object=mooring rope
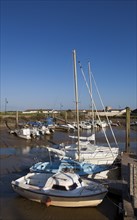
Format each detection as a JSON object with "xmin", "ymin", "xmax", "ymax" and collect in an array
[{"xmin": 106, "ymin": 194, "xmax": 124, "ymax": 213}]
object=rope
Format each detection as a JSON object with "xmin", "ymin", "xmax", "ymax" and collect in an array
[
  {"xmin": 89, "ymin": 67, "xmax": 118, "ymax": 147},
  {"xmin": 79, "ymin": 61, "xmax": 119, "ymax": 147},
  {"xmin": 106, "ymin": 195, "xmax": 124, "ymax": 213},
  {"xmin": 78, "ymin": 61, "xmax": 115, "ymax": 158}
]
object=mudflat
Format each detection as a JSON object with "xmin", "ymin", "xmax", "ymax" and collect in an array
[{"xmin": 0, "ymin": 125, "xmax": 136, "ymax": 220}]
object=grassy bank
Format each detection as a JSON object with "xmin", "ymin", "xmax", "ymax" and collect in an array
[{"xmin": 0, "ymin": 111, "xmax": 136, "ymax": 129}]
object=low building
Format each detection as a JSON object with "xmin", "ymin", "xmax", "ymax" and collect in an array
[
  {"xmin": 22, "ymin": 109, "xmax": 57, "ymax": 114},
  {"xmin": 87, "ymin": 108, "xmax": 127, "ymax": 117}
]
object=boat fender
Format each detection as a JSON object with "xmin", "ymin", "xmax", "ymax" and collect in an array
[{"xmin": 45, "ymin": 197, "xmax": 51, "ymax": 207}]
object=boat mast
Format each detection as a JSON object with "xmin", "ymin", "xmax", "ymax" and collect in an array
[
  {"xmin": 72, "ymin": 50, "xmax": 80, "ymax": 161},
  {"xmin": 88, "ymin": 62, "xmax": 95, "ymax": 145}
]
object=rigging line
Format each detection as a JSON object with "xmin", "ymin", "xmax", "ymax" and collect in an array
[
  {"xmin": 89, "ymin": 67, "xmax": 118, "ymax": 147},
  {"xmin": 88, "ymin": 62, "xmax": 95, "ymax": 145},
  {"xmin": 106, "ymin": 195, "xmax": 124, "ymax": 213},
  {"xmin": 78, "ymin": 61, "xmax": 115, "ymax": 158}
]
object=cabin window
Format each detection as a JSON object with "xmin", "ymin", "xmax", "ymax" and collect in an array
[
  {"xmin": 78, "ymin": 178, "xmax": 82, "ymax": 183},
  {"xmin": 52, "ymin": 184, "xmax": 67, "ymax": 191},
  {"xmin": 68, "ymin": 183, "xmax": 78, "ymax": 190},
  {"xmin": 52, "ymin": 183, "xmax": 78, "ymax": 191}
]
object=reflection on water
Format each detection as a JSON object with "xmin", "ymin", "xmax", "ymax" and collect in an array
[
  {"xmin": 0, "ymin": 147, "xmax": 16, "ymax": 155},
  {"xmin": 119, "ymin": 142, "xmax": 137, "ymax": 154},
  {"xmin": 0, "ymin": 142, "xmax": 136, "ymax": 157},
  {"xmin": 0, "ymin": 126, "xmax": 137, "ymax": 157},
  {"xmin": 103, "ymin": 142, "xmax": 137, "ymax": 153},
  {"xmin": 0, "ymin": 145, "xmax": 49, "ymax": 157}
]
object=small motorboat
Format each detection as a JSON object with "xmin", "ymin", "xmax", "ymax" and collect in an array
[
  {"xmin": 11, "ymin": 171, "xmax": 108, "ymax": 207},
  {"xmin": 10, "ymin": 128, "xmax": 31, "ymax": 140}
]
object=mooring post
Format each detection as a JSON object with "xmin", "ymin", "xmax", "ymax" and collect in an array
[
  {"xmin": 125, "ymin": 107, "xmax": 130, "ymax": 153},
  {"xmin": 16, "ymin": 111, "xmax": 18, "ymax": 128},
  {"xmin": 65, "ymin": 111, "xmax": 67, "ymax": 123}
]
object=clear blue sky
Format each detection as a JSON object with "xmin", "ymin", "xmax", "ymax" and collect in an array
[{"xmin": 1, "ymin": 0, "xmax": 136, "ymax": 111}]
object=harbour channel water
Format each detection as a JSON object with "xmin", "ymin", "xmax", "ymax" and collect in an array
[{"xmin": 0, "ymin": 126, "xmax": 137, "ymax": 220}]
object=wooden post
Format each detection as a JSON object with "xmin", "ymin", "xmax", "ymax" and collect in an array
[
  {"xmin": 125, "ymin": 107, "xmax": 130, "ymax": 153},
  {"xmin": 16, "ymin": 111, "xmax": 18, "ymax": 128},
  {"xmin": 65, "ymin": 111, "xmax": 67, "ymax": 123}
]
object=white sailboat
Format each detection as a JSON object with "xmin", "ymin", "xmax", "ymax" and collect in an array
[{"xmin": 47, "ymin": 50, "xmax": 119, "ymax": 166}]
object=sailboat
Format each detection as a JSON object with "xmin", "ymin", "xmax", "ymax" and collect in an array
[
  {"xmin": 29, "ymin": 150, "xmax": 112, "ymax": 176},
  {"xmin": 11, "ymin": 51, "xmax": 109, "ymax": 207},
  {"xmin": 29, "ymin": 50, "xmax": 117, "ymax": 177},
  {"xmin": 46, "ymin": 50, "xmax": 119, "ymax": 166}
]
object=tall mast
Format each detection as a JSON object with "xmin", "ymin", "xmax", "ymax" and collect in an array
[
  {"xmin": 72, "ymin": 50, "xmax": 80, "ymax": 161},
  {"xmin": 88, "ymin": 62, "xmax": 95, "ymax": 144}
]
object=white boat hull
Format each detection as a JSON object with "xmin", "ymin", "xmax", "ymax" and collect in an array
[
  {"xmin": 11, "ymin": 172, "xmax": 107, "ymax": 208},
  {"xmin": 17, "ymin": 134, "xmax": 31, "ymax": 140},
  {"xmin": 50, "ymin": 145, "xmax": 119, "ymax": 165},
  {"xmin": 11, "ymin": 183, "xmax": 107, "ymax": 207}
]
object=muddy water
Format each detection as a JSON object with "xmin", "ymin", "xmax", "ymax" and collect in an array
[
  {"xmin": 0, "ymin": 173, "xmax": 120, "ymax": 220},
  {"xmin": 0, "ymin": 126, "xmax": 137, "ymax": 220}
]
